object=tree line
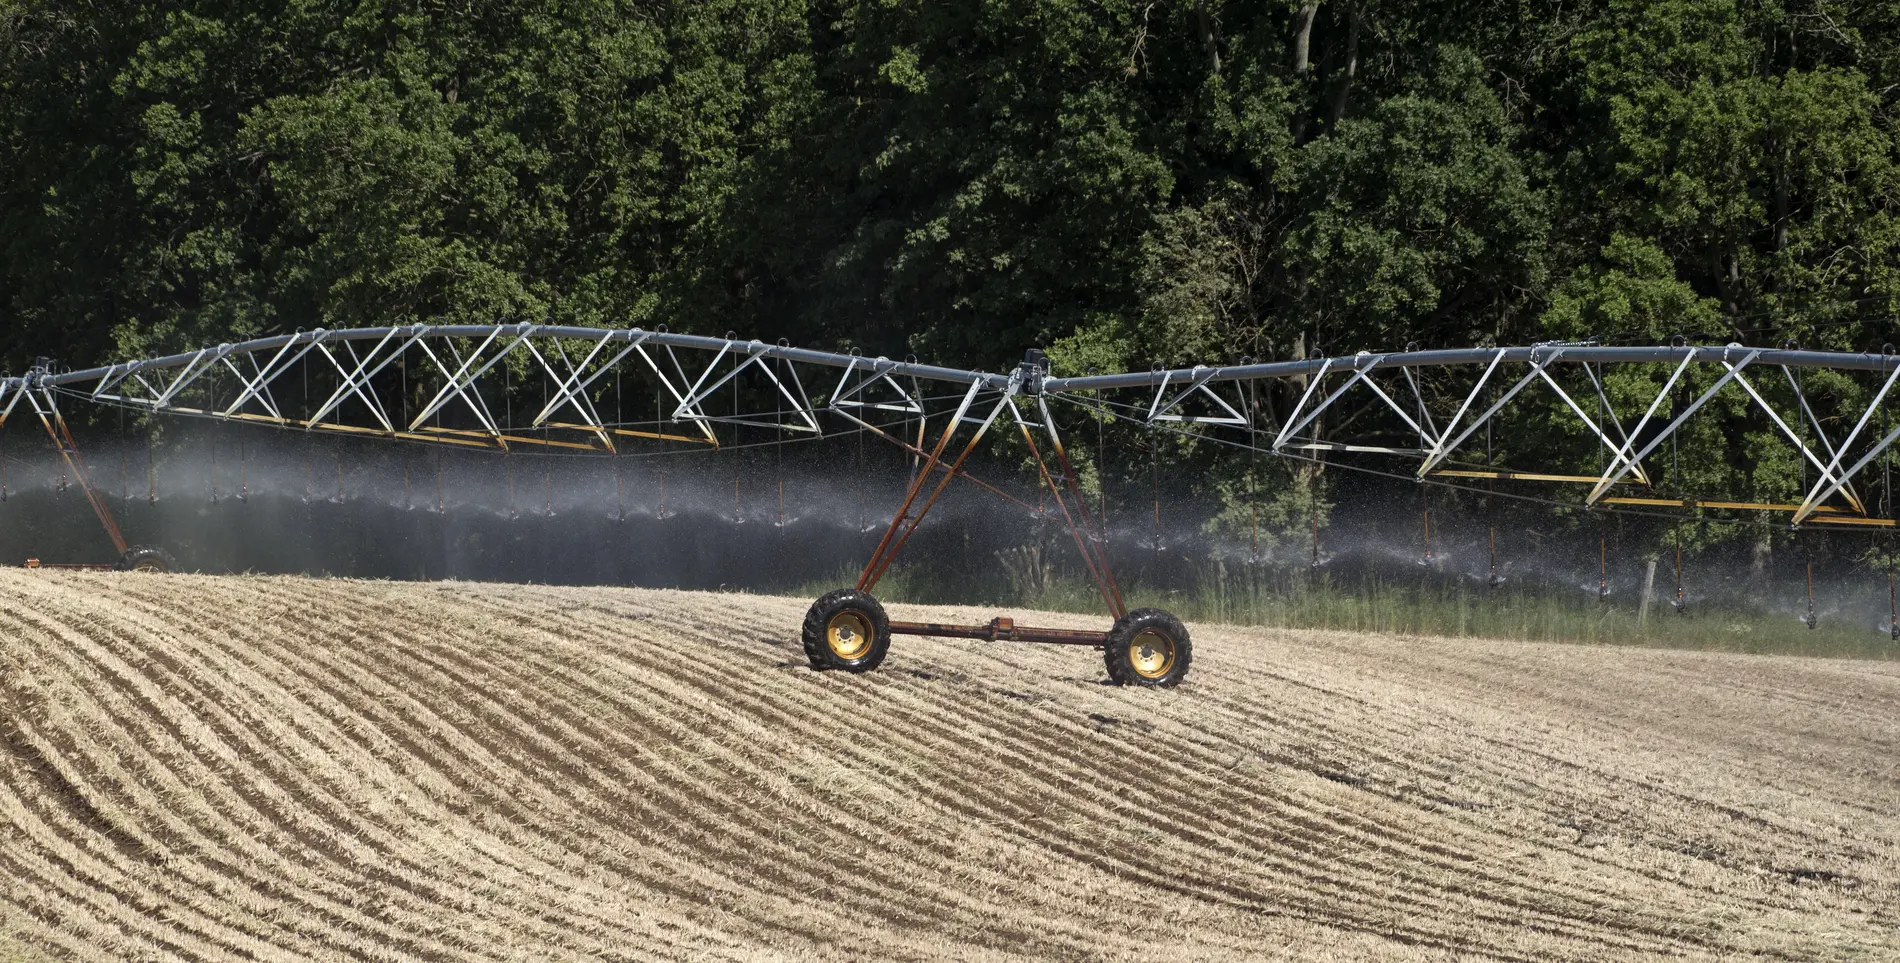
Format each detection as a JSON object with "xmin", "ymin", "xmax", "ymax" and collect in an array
[{"xmin": 6, "ymin": 0, "xmax": 1900, "ymax": 553}]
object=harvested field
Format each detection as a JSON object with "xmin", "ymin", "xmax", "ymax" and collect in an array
[{"xmin": 1, "ymin": 570, "xmax": 1897, "ymax": 961}]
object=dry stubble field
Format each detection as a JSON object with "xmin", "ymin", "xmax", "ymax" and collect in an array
[{"xmin": 0, "ymin": 570, "xmax": 1896, "ymax": 961}]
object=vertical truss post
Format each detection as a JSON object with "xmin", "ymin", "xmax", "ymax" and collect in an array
[{"xmin": 27, "ymin": 387, "xmax": 129, "ymax": 557}]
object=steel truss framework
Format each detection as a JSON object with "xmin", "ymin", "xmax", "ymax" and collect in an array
[
  {"xmin": 6, "ymin": 329, "xmax": 1900, "ymax": 662},
  {"xmin": 3, "ymin": 330, "xmax": 1898, "ymax": 525},
  {"xmin": 1045, "ymin": 343, "xmax": 1900, "ymax": 529}
]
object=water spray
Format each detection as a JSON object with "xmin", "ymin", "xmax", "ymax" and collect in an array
[
  {"xmin": 1672, "ymin": 522, "xmax": 1686, "ymax": 613},
  {"xmin": 1670, "ymin": 405, "xmax": 1686, "ymax": 613},
  {"xmin": 1244, "ymin": 362, "xmax": 1259, "ymax": 566},
  {"xmin": 1310, "ymin": 482, "xmax": 1321, "ymax": 570},
  {"xmin": 1485, "ymin": 406, "xmax": 1502, "ymax": 587},
  {"xmin": 1151, "ymin": 434, "xmax": 1162, "ymax": 566},
  {"xmin": 1598, "ymin": 512, "xmax": 1609, "ymax": 602},
  {"xmin": 21, "ymin": 326, "xmax": 1900, "ymax": 683},
  {"xmin": 1888, "ymin": 536, "xmax": 1897, "ymax": 641},
  {"xmin": 1803, "ymin": 535, "xmax": 1818, "ymax": 630}
]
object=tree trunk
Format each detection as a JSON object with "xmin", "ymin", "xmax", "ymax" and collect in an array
[
  {"xmin": 1292, "ymin": 3, "xmax": 1320, "ymax": 75},
  {"xmin": 1196, "ymin": 6, "xmax": 1220, "ymax": 75},
  {"xmin": 1326, "ymin": 6, "xmax": 1362, "ymax": 130}
]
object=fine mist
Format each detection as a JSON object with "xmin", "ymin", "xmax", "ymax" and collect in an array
[{"xmin": 3, "ymin": 420, "xmax": 1897, "ymax": 638}]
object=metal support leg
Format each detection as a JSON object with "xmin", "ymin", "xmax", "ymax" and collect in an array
[
  {"xmin": 830, "ymin": 407, "xmax": 1037, "ymax": 512},
  {"xmin": 28, "ymin": 389, "xmax": 129, "ymax": 557},
  {"xmin": 857, "ymin": 383, "xmax": 1012, "ymax": 592},
  {"xmin": 1020, "ymin": 397, "xmax": 1127, "ymax": 619}
]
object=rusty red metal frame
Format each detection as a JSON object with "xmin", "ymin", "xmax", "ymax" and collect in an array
[
  {"xmin": 1015, "ymin": 396, "xmax": 1126, "ymax": 619},
  {"xmin": 889, "ymin": 618, "xmax": 1107, "ymax": 645},
  {"xmin": 23, "ymin": 389, "xmax": 129, "ymax": 559},
  {"xmin": 851, "ymin": 367, "xmax": 1128, "ymax": 647},
  {"xmin": 857, "ymin": 382, "xmax": 1011, "ymax": 592},
  {"xmin": 828, "ymin": 406, "xmax": 1037, "ymax": 513}
]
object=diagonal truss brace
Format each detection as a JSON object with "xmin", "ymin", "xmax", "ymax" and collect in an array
[
  {"xmin": 828, "ymin": 357, "xmax": 925, "ymax": 415},
  {"xmin": 1586, "ymin": 349, "xmax": 1760, "ymax": 505},
  {"xmin": 1791, "ymin": 361, "xmax": 1900, "ymax": 523},
  {"xmin": 1719, "ymin": 361, "xmax": 1864, "ymax": 520},
  {"xmin": 1146, "ymin": 366, "xmax": 1249, "ymax": 426},
  {"xmin": 408, "ymin": 329, "xmax": 515, "ymax": 445},
  {"xmin": 522, "ymin": 331, "xmax": 635, "ymax": 450},
  {"xmin": 670, "ymin": 340, "xmax": 821, "ymax": 434},
  {"xmin": 306, "ymin": 327, "xmax": 422, "ymax": 431}
]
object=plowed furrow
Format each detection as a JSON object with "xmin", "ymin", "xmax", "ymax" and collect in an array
[
  {"xmin": 110, "ymin": 585, "xmax": 772, "ymax": 960},
  {"xmin": 5, "ymin": 571, "xmax": 1895, "ymax": 963},
  {"xmin": 0, "ymin": 603, "xmax": 477, "ymax": 961},
  {"xmin": 615, "ymin": 615, "xmax": 1672, "ymax": 961},
  {"xmin": 327, "ymin": 591, "xmax": 1128, "ymax": 958},
  {"xmin": 71, "ymin": 580, "xmax": 723, "ymax": 961}
]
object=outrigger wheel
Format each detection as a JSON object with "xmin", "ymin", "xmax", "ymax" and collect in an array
[
  {"xmin": 1103, "ymin": 608, "xmax": 1192, "ymax": 687},
  {"xmin": 802, "ymin": 588, "xmax": 892, "ymax": 672},
  {"xmin": 113, "ymin": 546, "xmax": 176, "ymax": 573}
]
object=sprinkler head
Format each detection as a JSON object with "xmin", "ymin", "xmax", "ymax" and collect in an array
[
  {"xmin": 1802, "ymin": 613, "xmax": 1818, "ymax": 630},
  {"xmin": 1890, "ymin": 619, "xmax": 1898, "ymax": 641},
  {"xmin": 1487, "ymin": 573, "xmax": 1506, "ymax": 588}
]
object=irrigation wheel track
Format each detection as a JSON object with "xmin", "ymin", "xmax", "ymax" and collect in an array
[{"xmin": 1, "ymin": 571, "xmax": 1896, "ymax": 961}]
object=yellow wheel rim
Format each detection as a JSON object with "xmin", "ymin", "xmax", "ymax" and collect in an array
[
  {"xmin": 1128, "ymin": 628, "xmax": 1175, "ymax": 679},
  {"xmin": 827, "ymin": 610, "xmax": 874, "ymax": 660}
]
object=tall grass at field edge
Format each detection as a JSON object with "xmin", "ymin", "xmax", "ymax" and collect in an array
[{"xmin": 796, "ymin": 564, "xmax": 1900, "ymax": 660}]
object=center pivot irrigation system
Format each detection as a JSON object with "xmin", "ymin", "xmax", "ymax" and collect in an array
[{"xmin": 8, "ymin": 325, "xmax": 1900, "ymax": 684}]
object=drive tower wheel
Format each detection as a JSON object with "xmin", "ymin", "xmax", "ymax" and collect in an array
[
  {"xmin": 114, "ymin": 546, "xmax": 176, "ymax": 574},
  {"xmin": 1103, "ymin": 608, "xmax": 1191, "ymax": 687},
  {"xmin": 802, "ymin": 588, "xmax": 892, "ymax": 673}
]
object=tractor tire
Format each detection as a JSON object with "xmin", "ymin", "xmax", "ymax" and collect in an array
[
  {"xmin": 1103, "ymin": 607, "xmax": 1191, "ymax": 687},
  {"xmin": 802, "ymin": 589, "xmax": 892, "ymax": 673},
  {"xmin": 113, "ymin": 546, "xmax": 176, "ymax": 574}
]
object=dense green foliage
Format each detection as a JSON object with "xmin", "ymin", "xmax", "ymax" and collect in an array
[
  {"xmin": 6, "ymin": 0, "xmax": 1900, "ymax": 561},
  {"xmin": 10, "ymin": 0, "xmax": 1900, "ymax": 369}
]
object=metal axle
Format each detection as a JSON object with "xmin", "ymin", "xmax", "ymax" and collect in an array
[{"xmin": 889, "ymin": 619, "xmax": 1109, "ymax": 646}]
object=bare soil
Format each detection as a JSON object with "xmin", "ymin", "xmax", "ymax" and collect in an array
[{"xmin": 1, "ymin": 570, "xmax": 1896, "ymax": 961}]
